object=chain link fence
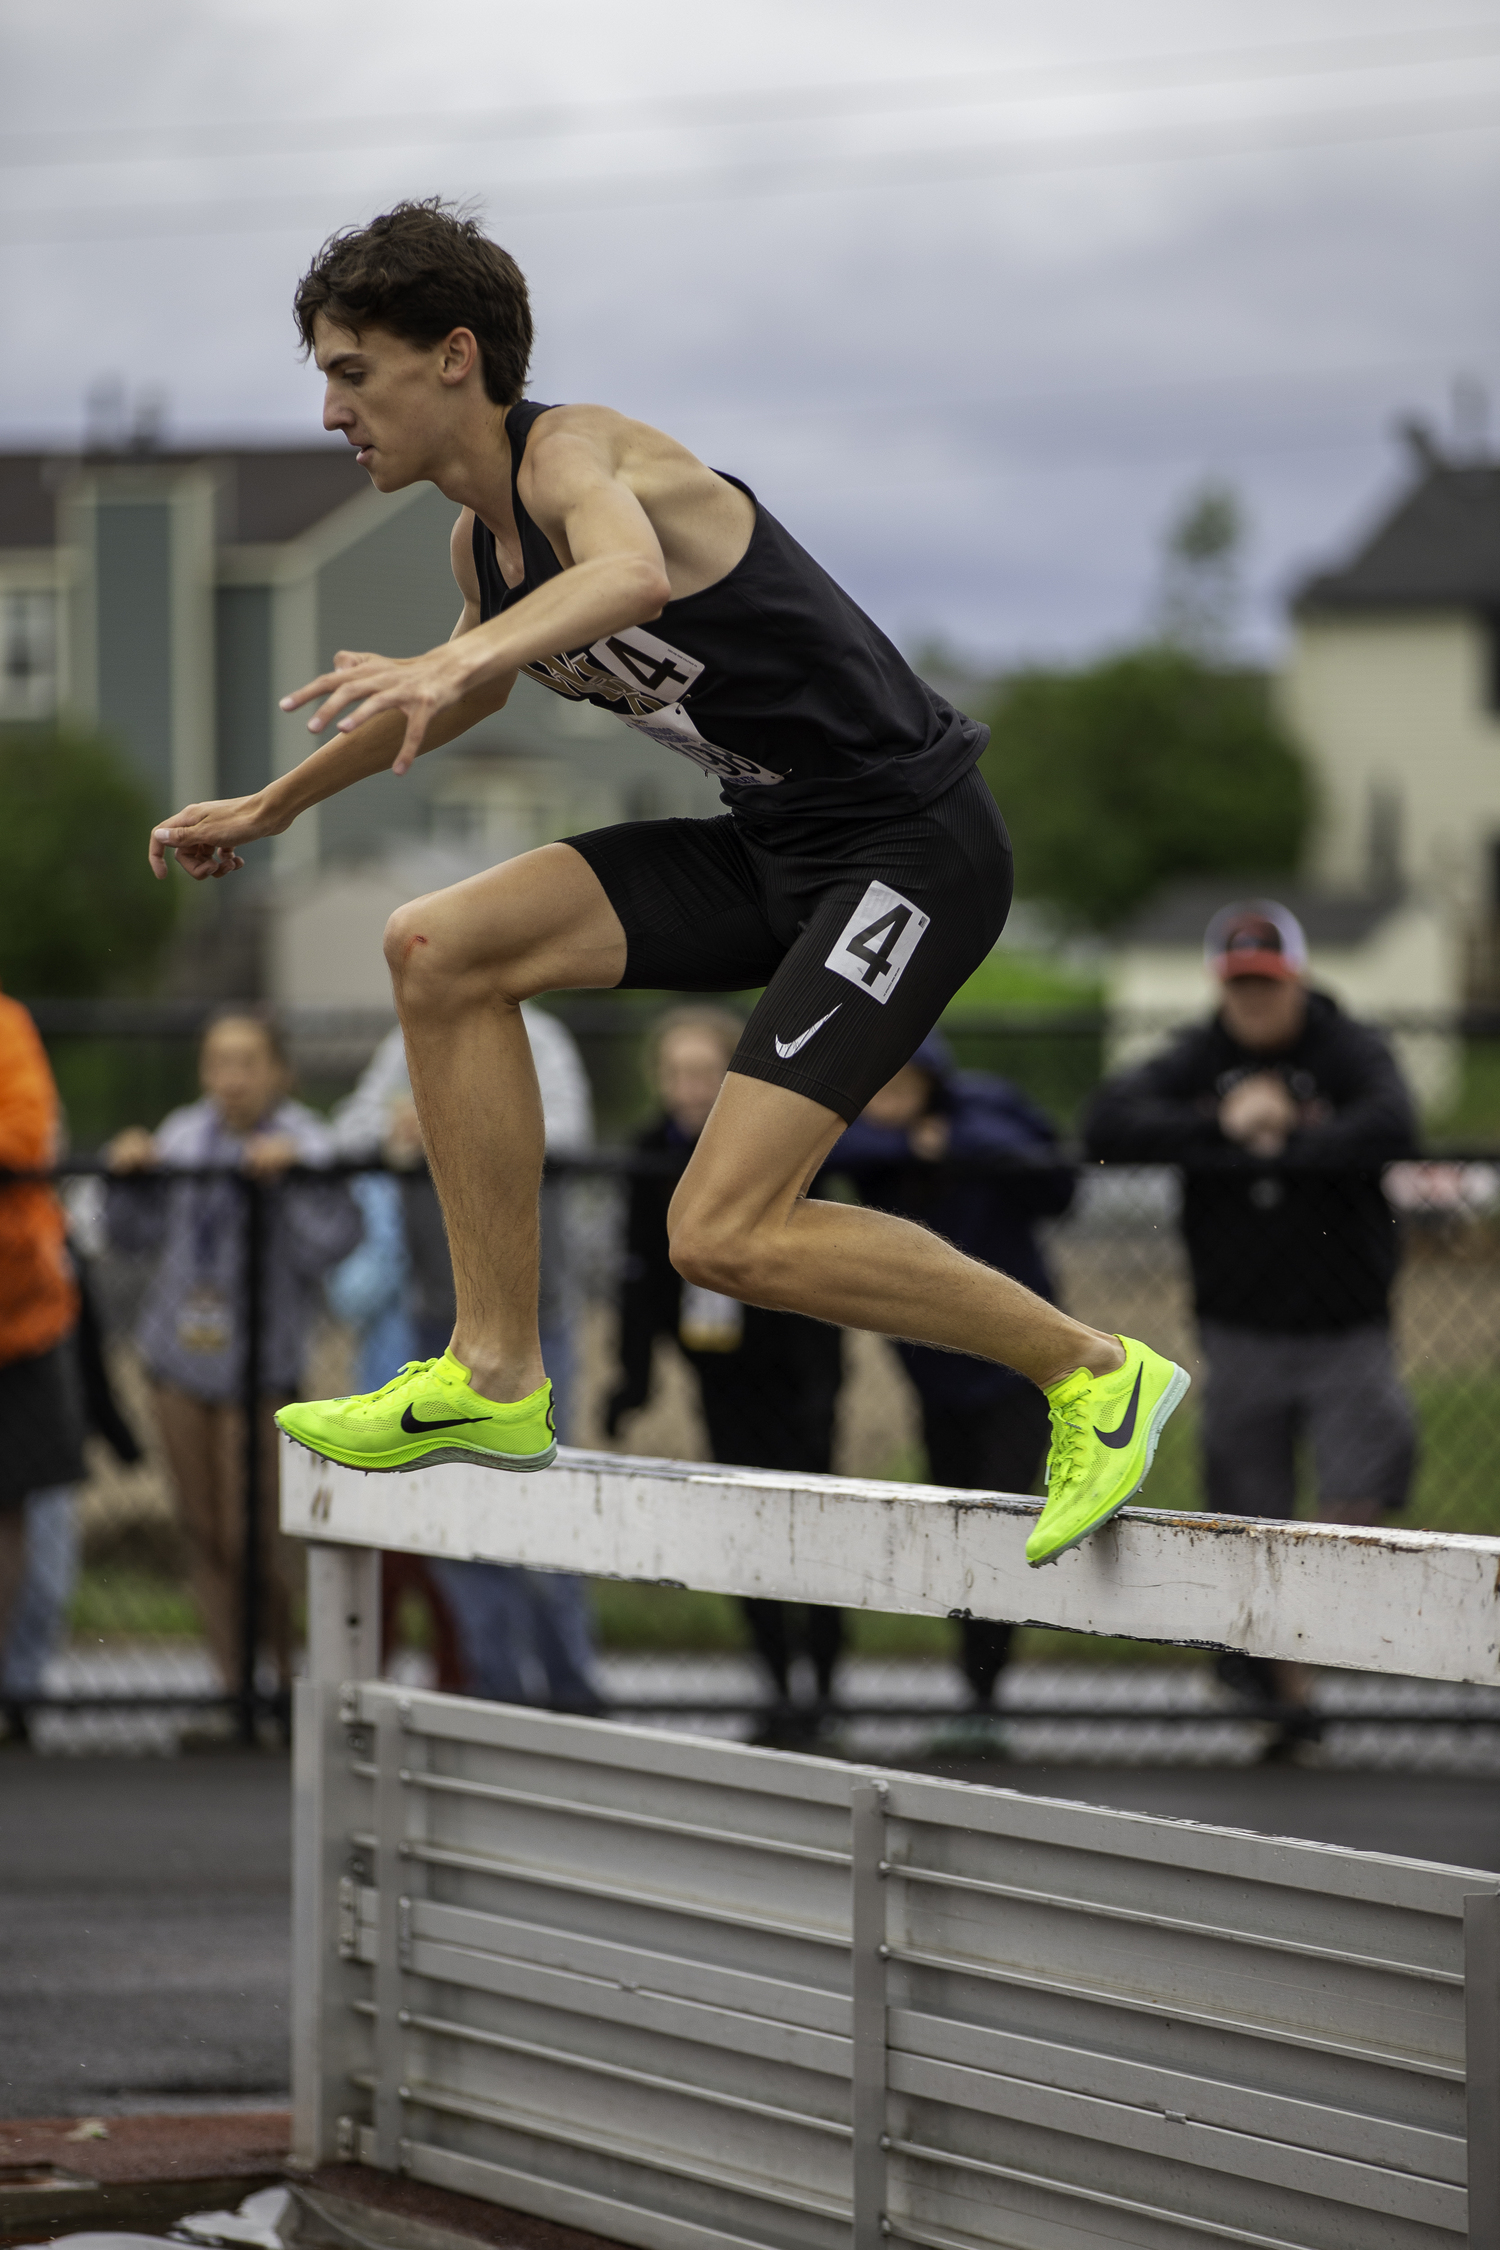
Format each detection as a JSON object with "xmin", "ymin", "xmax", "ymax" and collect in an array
[{"xmin": 7, "ymin": 1002, "xmax": 1500, "ymax": 1766}]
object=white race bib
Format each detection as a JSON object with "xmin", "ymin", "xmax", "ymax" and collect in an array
[
  {"xmin": 825, "ymin": 881, "xmax": 930, "ymax": 1004},
  {"xmin": 523, "ymin": 626, "xmax": 784, "ymax": 787}
]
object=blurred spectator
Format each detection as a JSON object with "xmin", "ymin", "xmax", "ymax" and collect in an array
[
  {"xmin": 326, "ymin": 1166, "xmax": 411, "ymax": 1395},
  {"xmin": 1084, "ymin": 898, "xmax": 1419, "ymax": 1756},
  {"xmin": 106, "ymin": 1011, "xmax": 360, "ymax": 1703},
  {"xmin": 0, "ymin": 986, "xmax": 85, "ymax": 1744},
  {"xmin": 324, "ymin": 1167, "xmax": 465, "ymax": 1693},
  {"xmin": 834, "ymin": 1031, "xmax": 1075, "ymax": 1750},
  {"xmin": 2, "ymin": 1258, "xmax": 142, "ymax": 1739},
  {"xmin": 605, "ymin": 1006, "xmax": 844, "ymax": 1744},
  {"xmin": 330, "ymin": 1010, "xmax": 599, "ymax": 1710}
]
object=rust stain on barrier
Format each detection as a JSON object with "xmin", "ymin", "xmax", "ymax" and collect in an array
[{"xmin": 1125, "ymin": 1507, "xmax": 1431, "ymax": 1556}]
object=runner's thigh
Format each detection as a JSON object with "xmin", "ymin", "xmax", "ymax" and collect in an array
[
  {"xmin": 730, "ymin": 768, "xmax": 1013, "ymax": 1122},
  {"xmin": 390, "ymin": 840, "xmax": 627, "ymax": 995},
  {"xmin": 563, "ymin": 814, "xmax": 790, "ymax": 991}
]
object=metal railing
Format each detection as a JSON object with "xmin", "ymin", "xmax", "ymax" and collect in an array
[{"xmin": 10, "ymin": 1141, "xmax": 1500, "ymax": 1758}]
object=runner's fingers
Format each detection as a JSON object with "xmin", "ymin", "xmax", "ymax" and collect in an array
[
  {"xmin": 279, "ymin": 669, "xmax": 346, "ymax": 713},
  {"xmin": 317, "ymin": 662, "xmax": 406, "ymax": 732},
  {"xmin": 391, "ymin": 708, "xmax": 431, "ymax": 774},
  {"xmin": 308, "ymin": 679, "xmax": 365, "ymax": 730},
  {"xmin": 283, "ymin": 656, "xmax": 383, "ymax": 718},
  {"xmin": 333, "ymin": 686, "xmax": 395, "ymax": 734}
]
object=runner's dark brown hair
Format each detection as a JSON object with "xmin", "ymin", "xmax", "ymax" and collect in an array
[{"xmin": 293, "ymin": 199, "xmax": 533, "ymax": 407}]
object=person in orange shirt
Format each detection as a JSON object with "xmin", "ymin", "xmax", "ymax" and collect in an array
[{"xmin": 0, "ymin": 987, "xmax": 85, "ymax": 1652}]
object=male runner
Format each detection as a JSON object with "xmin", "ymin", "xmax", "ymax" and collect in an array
[{"xmin": 149, "ymin": 199, "xmax": 1187, "ymax": 1567}]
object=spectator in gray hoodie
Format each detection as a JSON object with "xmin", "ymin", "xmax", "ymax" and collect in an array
[{"xmin": 106, "ymin": 1011, "xmax": 360, "ymax": 1695}]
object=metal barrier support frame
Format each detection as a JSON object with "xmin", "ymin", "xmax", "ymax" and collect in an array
[{"xmin": 285, "ymin": 1443, "xmax": 1500, "ymax": 2246}]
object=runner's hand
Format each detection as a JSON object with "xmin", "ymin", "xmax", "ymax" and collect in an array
[
  {"xmin": 149, "ymin": 793, "xmax": 279, "ymax": 881},
  {"xmin": 280, "ymin": 643, "xmax": 472, "ymax": 775}
]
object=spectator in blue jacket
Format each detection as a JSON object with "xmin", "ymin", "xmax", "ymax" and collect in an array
[{"xmin": 833, "ymin": 1032, "xmax": 1075, "ymax": 1738}]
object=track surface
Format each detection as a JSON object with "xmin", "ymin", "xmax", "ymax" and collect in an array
[
  {"xmin": 0, "ymin": 1753, "xmax": 291, "ymax": 2120},
  {"xmin": 3, "ymin": 1750, "xmax": 1498, "ymax": 2117}
]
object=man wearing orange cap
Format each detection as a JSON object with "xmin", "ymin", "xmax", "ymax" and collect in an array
[{"xmin": 1084, "ymin": 900, "xmax": 1419, "ymax": 1757}]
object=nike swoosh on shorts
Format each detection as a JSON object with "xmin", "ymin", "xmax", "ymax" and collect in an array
[{"xmin": 774, "ymin": 1005, "xmax": 841, "ymax": 1061}]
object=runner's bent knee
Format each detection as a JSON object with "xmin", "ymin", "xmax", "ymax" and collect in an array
[
  {"xmin": 383, "ymin": 892, "xmax": 537, "ymax": 1011},
  {"xmin": 385, "ymin": 846, "xmax": 626, "ymax": 1008},
  {"xmin": 667, "ymin": 1197, "xmax": 769, "ymax": 1300}
]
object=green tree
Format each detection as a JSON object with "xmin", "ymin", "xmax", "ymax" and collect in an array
[
  {"xmin": 979, "ymin": 648, "xmax": 1312, "ymax": 931},
  {"xmin": 0, "ymin": 726, "xmax": 180, "ymax": 995}
]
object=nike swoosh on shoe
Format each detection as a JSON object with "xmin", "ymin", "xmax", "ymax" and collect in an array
[
  {"xmin": 1093, "ymin": 1367, "xmax": 1143, "ymax": 1450},
  {"xmin": 774, "ymin": 1005, "xmax": 841, "ymax": 1060},
  {"xmin": 400, "ymin": 1405, "xmax": 493, "ymax": 1434}
]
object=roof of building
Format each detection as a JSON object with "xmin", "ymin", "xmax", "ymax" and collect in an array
[
  {"xmin": 0, "ymin": 456, "xmax": 62, "ymax": 547},
  {"xmin": 1294, "ymin": 436, "xmax": 1500, "ymax": 614},
  {"xmin": 0, "ymin": 445, "xmax": 368, "ymax": 549},
  {"xmin": 1116, "ymin": 879, "xmax": 1403, "ymax": 951},
  {"xmin": 215, "ymin": 447, "xmax": 369, "ymax": 543}
]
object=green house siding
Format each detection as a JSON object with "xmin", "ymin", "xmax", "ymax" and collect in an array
[
  {"xmin": 315, "ymin": 486, "xmax": 460, "ymax": 861},
  {"xmin": 95, "ymin": 501, "xmax": 173, "ymax": 798},
  {"xmin": 215, "ymin": 584, "xmax": 273, "ymax": 800}
]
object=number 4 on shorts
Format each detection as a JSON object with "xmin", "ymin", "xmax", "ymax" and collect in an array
[{"xmin": 825, "ymin": 880, "xmax": 930, "ymax": 1003}]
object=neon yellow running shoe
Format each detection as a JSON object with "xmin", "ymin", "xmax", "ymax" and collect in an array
[
  {"xmin": 1025, "ymin": 1336, "xmax": 1189, "ymax": 1568},
  {"xmin": 275, "ymin": 1351, "xmax": 556, "ymax": 1474}
]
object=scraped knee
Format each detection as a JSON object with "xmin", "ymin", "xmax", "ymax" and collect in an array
[{"xmin": 383, "ymin": 900, "xmax": 436, "ymax": 983}]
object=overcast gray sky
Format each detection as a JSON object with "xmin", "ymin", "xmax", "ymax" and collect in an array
[{"xmin": 4, "ymin": 0, "xmax": 1497, "ymax": 664}]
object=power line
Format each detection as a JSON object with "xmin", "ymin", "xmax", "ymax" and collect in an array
[
  {"xmin": 679, "ymin": 354, "xmax": 1493, "ymax": 433},
  {"xmin": 2, "ymin": 347, "xmax": 1475, "ymax": 455},
  {"xmin": 2, "ymin": 86, "xmax": 1498, "ymax": 249},
  {"xmin": 2, "ymin": 18, "xmax": 1500, "ymax": 170}
]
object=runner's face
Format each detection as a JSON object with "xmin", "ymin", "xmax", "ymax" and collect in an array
[
  {"xmin": 201, "ymin": 1021, "xmax": 286, "ymax": 1134},
  {"xmin": 314, "ymin": 315, "xmax": 460, "ymax": 491},
  {"xmin": 657, "ymin": 1029, "xmax": 731, "ymax": 1140}
]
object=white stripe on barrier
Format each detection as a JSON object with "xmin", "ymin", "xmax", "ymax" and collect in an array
[{"xmin": 280, "ymin": 1441, "xmax": 1500, "ymax": 1685}]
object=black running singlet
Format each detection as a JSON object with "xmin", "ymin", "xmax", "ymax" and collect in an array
[{"xmin": 471, "ymin": 402, "xmax": 987, "ymax": 830}]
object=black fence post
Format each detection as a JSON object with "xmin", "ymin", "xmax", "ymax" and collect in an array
[{"xmin": 239, "ymin": 1170, "xmax": 265, "ymax": 1746}]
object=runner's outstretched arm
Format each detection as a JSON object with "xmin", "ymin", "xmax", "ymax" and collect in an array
[
  {"xmin": 151, "ymin": 506, "xmax": 516, "ymax": 879},
  {"xmin": 153, "ymin": 432, "xmax": 674, "ymax": 879},
  {"xmin": 278, "ymin": 427, "xmax": 676, "ymax": 773}
]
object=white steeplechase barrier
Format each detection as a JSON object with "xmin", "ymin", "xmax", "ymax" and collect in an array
[{"xmin": 284, "ymin": 1444, "xmax": 1500, "ymax": 2250}]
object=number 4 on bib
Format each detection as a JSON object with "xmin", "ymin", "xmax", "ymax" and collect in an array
[{"xmin": 825, "ymin": 880, "xmax": 930, "ymax": 1003}]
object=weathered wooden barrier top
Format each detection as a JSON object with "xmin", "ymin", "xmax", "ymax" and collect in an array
[{"xmin": 280, "ymin": 1443, "xmax": 1500, "ymax": 1685}]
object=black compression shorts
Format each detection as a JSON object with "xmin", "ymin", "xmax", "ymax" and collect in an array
[{"xmin": 563, "ymin": 767, "xmax": 1013, "ymax": 1123}]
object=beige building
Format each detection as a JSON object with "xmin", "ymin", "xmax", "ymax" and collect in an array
[
  {"xmin": 1280, "ymin": 430, "xmax": 1500, "ymax": 977},
  {"xmin": 1102, "ymin": 434, "xmax": 1500, "ymax": 1116}
]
